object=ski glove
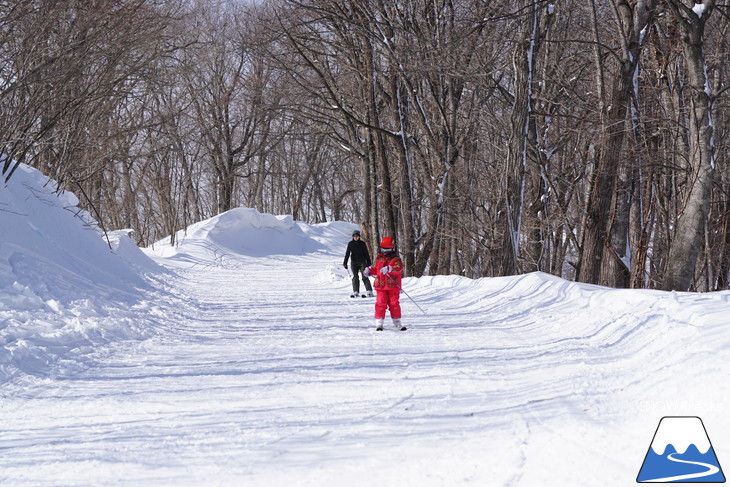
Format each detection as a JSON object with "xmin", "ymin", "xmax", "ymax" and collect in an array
[
  {"xmin": 343, "ymin": 264, "xmax": 348, "ymax": 269},
  {"xmin": 380, "ymin": 265, "xmax": 391, "ymax": 275},
  {"xmin": 363, "ymin": 267, "xmax": 372, "ymax": 277}
]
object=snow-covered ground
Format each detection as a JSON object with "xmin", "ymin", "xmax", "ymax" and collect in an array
[{"xmin": 2, "ymin": 164, "xmax": 730, "ymax": 486}]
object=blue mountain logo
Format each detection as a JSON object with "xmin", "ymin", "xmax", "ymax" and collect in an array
[{"xmin": 637, "ymin": 416, "xmax": 725, "ymax": 483}]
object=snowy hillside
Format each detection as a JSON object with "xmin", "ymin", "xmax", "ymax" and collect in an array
[{"xmin": 2, "ymin": 164, "xmax": 730, "ymax": 486}]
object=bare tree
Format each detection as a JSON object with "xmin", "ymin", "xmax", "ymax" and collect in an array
[
  {"xmin": 577, "ymin": 0, "xmax": 657, "ymax": 286},
  {"xmin": 502, "ymin": 0, "xmax": 555, "ymax": 275},
  {"xmin": 182, "ymin": 3, "xmax": 281, "ymax": 215},
  {"xmin": 1, "ymin": 1, "xmax": 180, "ymax": 186},
  {"xmin": 661, "ymin": 0, "xmax": 718, "ymax": 290}
]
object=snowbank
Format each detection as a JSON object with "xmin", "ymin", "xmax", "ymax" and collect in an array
[
  {"xmin": 146, "ymin": 206, "xmax": 357, "ymax": 264},
  {"xmin": 0, "ymin": 164, "xmax": 155, "ymax": 300},
  {"xmin": 0, "ymin": 164, "xmax": 161, "ymax": 383}
]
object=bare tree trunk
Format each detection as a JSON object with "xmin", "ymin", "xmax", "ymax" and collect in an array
[
  {"xmin": 578, "ymin": 0, "xmax": 656, "ymax": 286},
  {"xmin": 502, "ymin": 0, "xmax": 533, "ymax": 276},
  {"xmin": 606, "ymin": 162, "xmax": 632, "ymax": 287},
  {"xmin": 392, "ymin": 75, "xmax": 416, "ymax": 274},
  {"xmin": 716, "ymin": 196, "xmax": 730, "ymax": 289},
  {"xmin": 366, "ymin": 142, "xmax": 380, "ymax": 253},
  {"xmin": 662, "ymin": 0, "xmax": 716, "ymax": 291},
  {"xmin": 506, "ymin": 0, "xmax": 553, "ymax": 275}
]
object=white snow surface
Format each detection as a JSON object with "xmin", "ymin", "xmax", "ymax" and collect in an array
[{"xmin": 2, "ymin": 163, "xmax": 730, "ymax": 486}]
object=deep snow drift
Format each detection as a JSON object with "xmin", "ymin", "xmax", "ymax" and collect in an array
[{"xmin": 2, "ymin": 164, "xmax": 730, "ymax": 486}]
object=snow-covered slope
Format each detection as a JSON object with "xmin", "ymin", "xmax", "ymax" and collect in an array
[
  {"xmin": 0, "ymin": 164, "xmax": 154, "ymax": 298},
  {"xmin": 2, "ymin": 164, "xmax": 730, "ymax": 486},
  {"xmin": 0, "ymin": 164, "xmax": 162, "ymax": 383}
]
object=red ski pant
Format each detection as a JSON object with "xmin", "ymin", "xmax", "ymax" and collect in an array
[{"xmin": 374, "ymin": 289, "xmax": 401, "ymax": 319}]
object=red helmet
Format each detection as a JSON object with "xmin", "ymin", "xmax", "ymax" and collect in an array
[{"xmin": 379, "ymin": 237, "xmax": 395, "ymax": 249}]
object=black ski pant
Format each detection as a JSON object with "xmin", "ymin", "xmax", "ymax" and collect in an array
[{"xmin": 351, "ymin": 262, "xmax": 373, "ymax": 292}]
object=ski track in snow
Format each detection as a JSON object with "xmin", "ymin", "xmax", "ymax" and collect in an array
[{"xmin": 1, "ymin": 249, "xmax": 728, "ymax": 486}]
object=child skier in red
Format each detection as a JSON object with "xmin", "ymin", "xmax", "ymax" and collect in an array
[{"xmin": 364, "ymin": 237, "xmax": 407, "ymax": 331}]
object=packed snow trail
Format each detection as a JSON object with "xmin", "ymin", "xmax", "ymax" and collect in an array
[
  {"xmin": 4, "ymin": 242, "xmax": 730, "ymax": 486},
  {"xmin": 3, "ymin": 212, "xmax": 730, "ymax": 485}
]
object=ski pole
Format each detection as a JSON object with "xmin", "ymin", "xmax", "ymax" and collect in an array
[
  {"xmin": 339, "ymin": 261, "xmax": 353, "ymax": 277},
  {"xmin": 399, "ymin": 286, "xmax": 427, "ymax": 315}
]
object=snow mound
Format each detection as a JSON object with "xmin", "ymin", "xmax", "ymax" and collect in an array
[
  {"xmin": 297, "ymin": 219, "xmax": 361, "ymax": 253},
  {"xmin": 0, "ymin": 164, "xmax": 155, "ymax": 301},
  {"xmin": 146, "ymin": 207, "xmax": 358, "ymax": 264},
  {"xmin": 0, "ymin": 163, "xmax": 162, "ymax": 384},
  {"xmin": 107, "ymin": 229, "xmax": 164, "ymax": 274}
]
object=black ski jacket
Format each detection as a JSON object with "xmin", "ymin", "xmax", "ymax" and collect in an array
[{"xmin": 344, "ymin": 239, "xmax": 372, "ymax": 267}]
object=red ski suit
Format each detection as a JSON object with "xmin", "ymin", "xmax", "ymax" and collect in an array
[{"xmin": 372, "ymin": 251, "xmax": 403, "ymax": 320}]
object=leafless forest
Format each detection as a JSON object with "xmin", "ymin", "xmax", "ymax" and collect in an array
[{"xmin": 2, "ymin": 0, "xmax": 730, "ymax": 291}]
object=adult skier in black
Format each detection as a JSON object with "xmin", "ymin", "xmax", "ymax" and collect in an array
[{"xmin": 343, "ymin": 230, "xmax": 373, "ymax": 297}]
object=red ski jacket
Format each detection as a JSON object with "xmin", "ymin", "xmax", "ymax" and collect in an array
[{"xmin": 371, "ymin": 251, "xmax": 403, "ymax": 290}]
